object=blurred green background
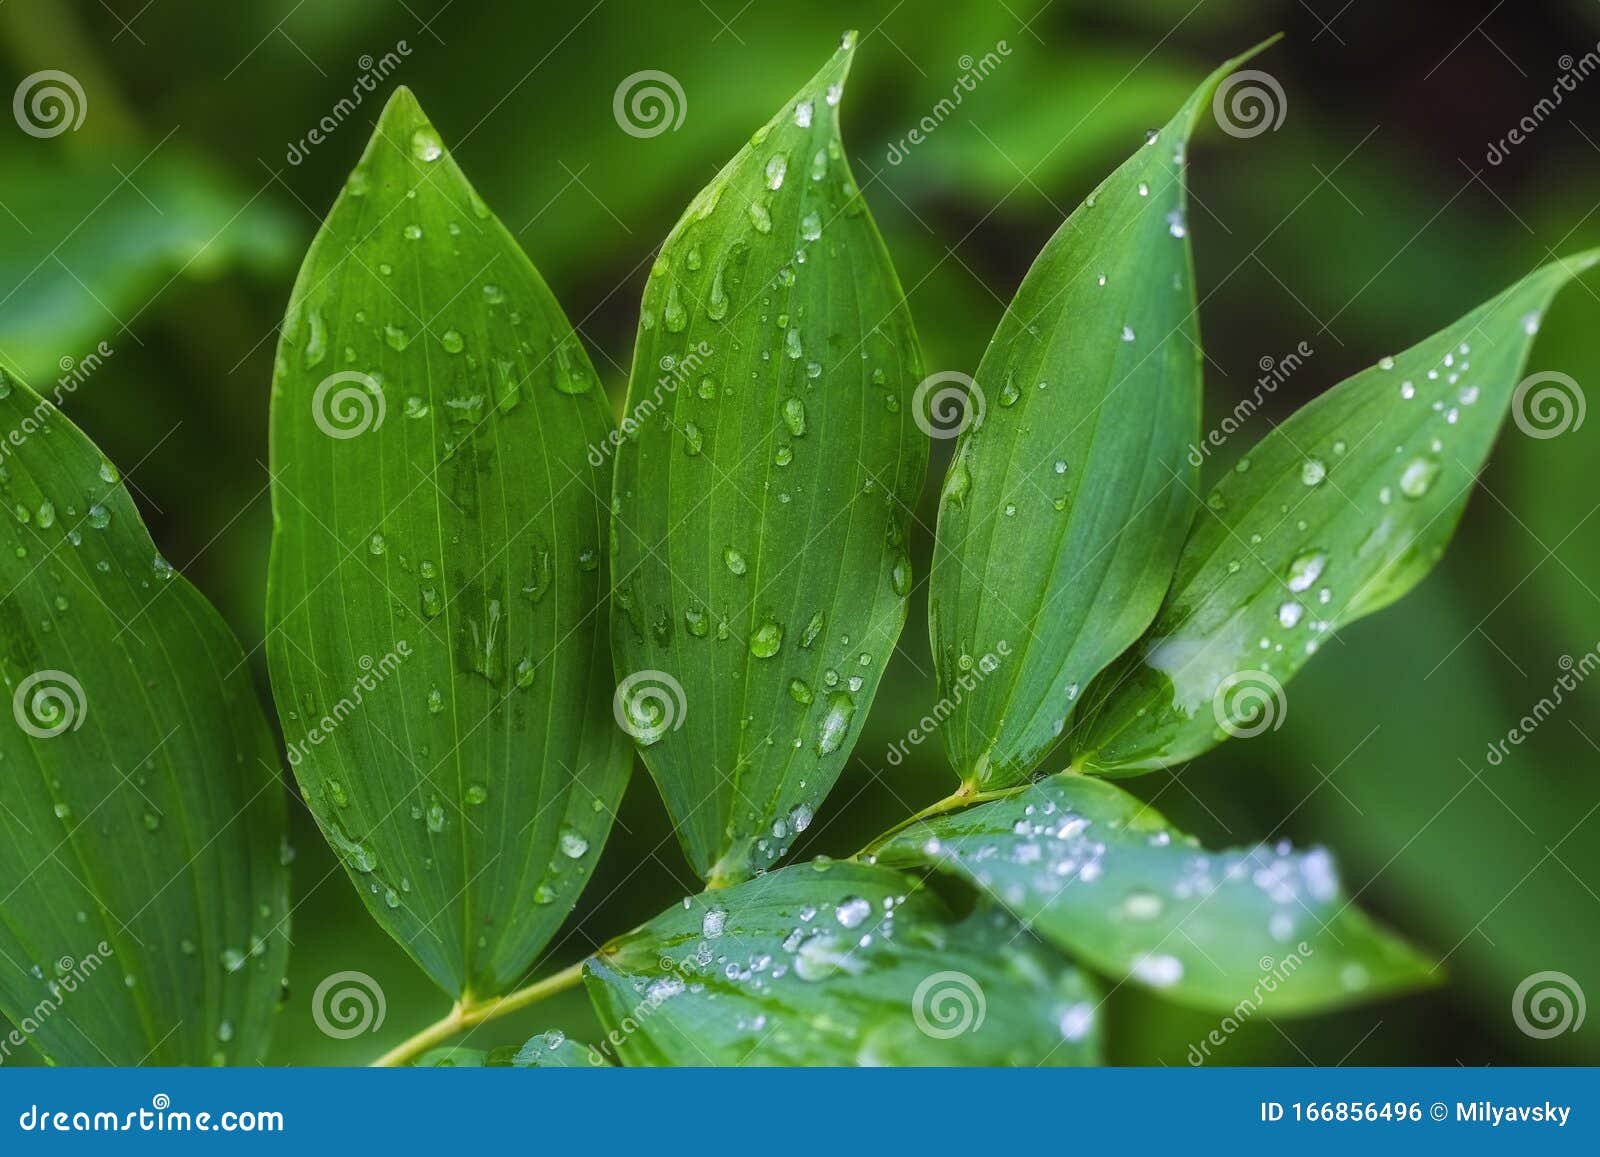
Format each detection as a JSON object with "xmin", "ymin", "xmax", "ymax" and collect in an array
[{"xmin": 2, "ymin": 0, "xmax": 1598, "ymax": 1065}]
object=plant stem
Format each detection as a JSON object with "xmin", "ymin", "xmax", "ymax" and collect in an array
[
  {"xmin": 857, "ymin": 782, "xmax": 1015, "ymax": 859},
  {"xmin": 369, "ymin": 960, "xmax": 586, "ymax": 1067}
]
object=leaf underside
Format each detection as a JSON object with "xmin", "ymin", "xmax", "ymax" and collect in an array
[
  {"xmin": 584, "ymin": 859, "xmax": 1101, "ymax": 1065},
  {"xmin": 929, "ymin": 39, "xmax": 1279, "ymax": 792},
  {"xmin": 877, "ymin": 774, "xmax": 1436, "ymax": 1014},
  {"xmin": 1073, "ymin": 249, "xmax": 1600, "ymax": 771},
  {"xmin": 265, "ymin": 88, "xmax": 629, "ymax": 1000},
  {"xmin": 610, "ymin": 35, "xmax": 927, "ymax": 884},
  {"xmin": 0, "ymin": 374, "xmax": 288, "ymax": 1064}
]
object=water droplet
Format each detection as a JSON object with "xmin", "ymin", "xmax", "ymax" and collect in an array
[
  {"xmin": 411, "ymin": 127, "xmax": 444, "ymax": 162},
  {"xmin": 662, "ymin": 282, "xmax": 687, "ymax": 333},
  {"xmin": 750, "ymin": 619, "xmax": 783, "ymax": 658},
  {"xmin": 1398, "ymin": 456, "xmax": 1439, "ymax": 499},
  {"xmin": 559, "ymin": 827, "xmax": 589, "ymax": 858},
  {"xmin": 782, "ymin": 397, "xmax": 807, "ymax": 436},
  {"xmin": 834, "ymin": 896, "xmax": 871, "ymax": 929},
  {"xmin": 684, "ymin": 605, "xmax": 710, "ymax": 637},
  {"xmin": 1286, "ymin": 549, "xmax": 1327, "ymax": 593},
  {"xmin": 764, "ymin": 154, "xmax": 787, "ymax": 190},
  {"xmin": 1122, "ymin": 889, "xmax": 1164, "ymax": 920},
  {"xmin": 1130, "ymin": 953, "xmax": 1183, "ymax": 987},
  {"xmin": 702, "ymin": 905, "xmax": 729, "ymax": 938},
  {"xmin": 816, "ymin": 691, "xmax": 855, "ymax": 755},
  {"xmin": 723, "ymin": 547, "xmax": 747, "ymax": 576}
]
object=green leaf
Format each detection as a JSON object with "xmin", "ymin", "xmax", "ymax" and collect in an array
[
  {"xmin": 0, "ymin": 147, "xmax": 297, "ymax": 382},
  {"xmin": 265, "ymin": 88, "xmax": 630, "ymax": 1000},
  {"xmin": 875, "ymin": 774, "xmax": 1435, "ymax": 1014},
  {"xmin": 928, "ymin": 39, "xmax": 1279, "ymax": 791},
  {"xmin": 413, "ymin": 1046, "xmax": 486, "ymax": 1067},
  {"xmin": 0, "ymin": 372, "xmax": 289, "ymax": 1064},
  {"xmin": 1072, "ymin": 250, "xmax": 1600, "ymax": 771},
  {"xmin": 609, "ymin": 34, "xmax": 927, "ymax": 884},
  {"xmin": 496, "ymin": 1029, "xmax": 601, "ymax": 1067},
  {"xmin": 583, "ymin": 859, "xmax": 1102, "ymax": 1066}
]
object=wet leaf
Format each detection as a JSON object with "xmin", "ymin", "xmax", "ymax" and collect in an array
[
  {"xmin": 875, "ymin": 774, "xmax": 1436, "ymax": 1014},
  {"xmin": 609, "ymin": 35, "xmax": 926, "ymax": 884},
  {"xmin": 0, "ymin": 372, "xmax": 288, "ymax": 1064},
  {"xmin": 584, "ymin": 859, "xmax": 1101, "ymax": 1065},
  {"xmin": 495, "ymin": 1030, "xmax": 600, "ymax": 1067},
  {"xmin": 1073, "ymin": 250, "xmax": 1600, "ymax": 771},
  {"xmin": 265, "ymin": 89, "xmax": 629, "ymax": 999},
  {"xmin": 928, "ymin": 39, "xmax": 1280, "ymax": 791}
]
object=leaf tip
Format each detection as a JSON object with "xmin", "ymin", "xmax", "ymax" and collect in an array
[
  {"xmin": 378, "ymin": 83, "xmax": 426, "ymax": 125},
  {"xmin": 814, "ymin": 29, "xmax": 860, "ymax": 98}
]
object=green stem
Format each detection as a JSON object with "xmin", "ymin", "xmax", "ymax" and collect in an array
[
  {"xmin": 369, "ymin": 961, "xmax": 586, "ymax": 1067},
  {"xmin": 857, "ymin": 782, "xmax": 1016, "ymax": 859}
]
